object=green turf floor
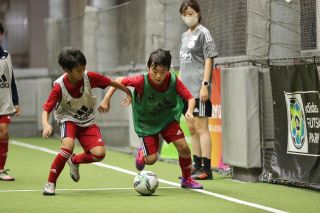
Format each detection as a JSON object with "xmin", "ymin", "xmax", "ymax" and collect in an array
[{"xmin": 0, "ymin": 137, "xmax": 319, "ymax": 213}]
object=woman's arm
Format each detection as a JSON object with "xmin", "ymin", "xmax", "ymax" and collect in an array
[{"xmin": 199, "ymin": 57, "xmax": 213, "ymax": 102}]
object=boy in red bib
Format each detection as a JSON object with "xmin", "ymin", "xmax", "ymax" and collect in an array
[
  {"xmin": 42, "ymin": 47, "xmax": 131, "ymax": 195},
  {"xmin": 100, "ymin": 49, "xmax": 203, "ymax": 189}
]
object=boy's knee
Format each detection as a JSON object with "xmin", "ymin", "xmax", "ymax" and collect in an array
[
  {"xmin": 91, "ymin": 147, "xmax": 106, "ymax": 162},
  {"xmin": 61, "ymin": 137, "xmax": 75, "ymax": 151},
  {"xmin": 93, "ymin": 153, "xmax": 105, "ymax": 162},
  {"xmin": 145, "ymin": 154, "xmax": 157, "ymax": 165}
]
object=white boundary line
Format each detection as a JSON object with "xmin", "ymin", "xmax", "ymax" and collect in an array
[
  {"xmin": 11, "ymin": 140, "xmax": 288, "ymax": 213},
  {"xmin": 0, "ymin": 187, "xmax": 177, "ymax": 193}
]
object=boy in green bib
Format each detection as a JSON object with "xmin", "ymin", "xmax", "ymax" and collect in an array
[{"xmin": 100, "ymin": 49, "xmax": 203, "ymax": 189}]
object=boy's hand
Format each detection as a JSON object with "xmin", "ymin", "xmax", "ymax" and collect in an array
[
  {"xmin": 121, "ymin": 94, "xmax": 132, "ymax": 106},
  {"xmin": 98, "ymin": 99, "xmax": 110, "ymax": 113},
  {"xmin": 42, "ymin": 124, "xmax": 53, "ymax": 138},
  {"xmin": 185, "ymin": 110, "xmax": 194, "ymax": 121}
]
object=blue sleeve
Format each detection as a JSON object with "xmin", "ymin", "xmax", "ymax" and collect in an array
[{"xmin": 11, "ymin": 72, "xmax": 19, "ymax": 105}]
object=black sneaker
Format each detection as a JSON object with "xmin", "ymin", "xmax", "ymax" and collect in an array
[
  {"xmin": 191, "ymin": 171, "xmax": 213, "ymax": 180},
  {"xmin": 191, "ymin": 166, "xmax": 201, "ymax": 175}
]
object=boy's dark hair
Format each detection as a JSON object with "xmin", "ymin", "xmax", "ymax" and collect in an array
[
  {"xmin": 179, "ymin": 0, "xmax": 202, "ymax": 23},
  {"xmin": 0, "ymin": 22, "xmax": 4, "ymax": 34},
  {"xmin": 147, "ymin": 48, "xmax": 171, "ymax": 70},
  {"xmin": 58, "ymin": 47, "xmax": 86, "ymax": 72}
]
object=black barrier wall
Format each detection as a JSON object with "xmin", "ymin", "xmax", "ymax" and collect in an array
[{"xmin": 264, "ymin": 64, "xmax": 320, "ymax": 190}]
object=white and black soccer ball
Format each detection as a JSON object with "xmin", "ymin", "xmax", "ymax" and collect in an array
[{"xmin": 133, "ymin": 171, "xmax": 159, "ymax": 196}]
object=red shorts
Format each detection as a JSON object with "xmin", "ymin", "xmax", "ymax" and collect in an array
[
  {"xmin": 140, "ymin": 120, "xmax": 185, "ymax": 156},
  {"xmin": 60, "ymin": 121, "xmax": 105, "ymax": 152},
  {"xmin": 0, "ymin": 115, "xmax": 11, "ymax": 124}
]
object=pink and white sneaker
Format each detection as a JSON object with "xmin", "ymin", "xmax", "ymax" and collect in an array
[
  {"xmin": 135, "ymin": 148, "xmax": 145, "ymax": 171},
  {"xmin": 0, "ymin": 170, "xmax": 15, "ymax": 181},
  {"xmin": 67, "ymin": 155, "xmax": 80, "ymax": 182},
  {"xmin": 43, "ymin": 182, "xmax": 56, "ymax": 195}
]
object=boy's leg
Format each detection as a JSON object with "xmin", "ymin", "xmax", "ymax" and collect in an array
[
  {"xmin": 162, "ymin": 121, "xmax": 203, "ymax": 189},
  {"xmin": 44, "ymin": 122, "xmax": 75, "ymax": 195},
  {"xmin": 172, "ymin": 138, "xmax": 202, "ymax": 189},
  {"xmin": 47, "ymin": 139, "xmax": 74, "ymax": 184},
  {"xmin": 71, "ymin": 124, "xmax": 105, "ymax": 164},
  {"xmin": 67, "ymin": 124, "xmax": 105, "ymax": 181},
  {"xmin": 71, "ymin": 146, "xmax": 105, "ymax": 164},
  {"xmin": 136, "ymin": 136, "xmax": 159, "ymax": 171},
  {"xmin": 44, "ymin": 140, "xmax": 73, "ymax": 195},
  {"xmin": 0, "ymin": 117, "xmax": 14, "ymax": 181}
]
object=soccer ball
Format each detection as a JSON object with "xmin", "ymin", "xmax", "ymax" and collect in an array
[{"xmin": 133, "ymin": 171, "xmax": 159, "ymax": 196}]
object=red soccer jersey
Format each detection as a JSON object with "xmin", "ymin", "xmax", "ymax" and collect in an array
[
  {"xmin": 121, "ymin": 72, "xmax": 193, "ymax": 100},
  {"xmin": 43, "ymin": 71, "xmax": 111, "ymax": 113}
]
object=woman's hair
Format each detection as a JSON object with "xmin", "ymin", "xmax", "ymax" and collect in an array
[
  {"xmin": 58, "ymin": 47, "xmax": 87, "ymax": 72},
  {"xmin": 179, "ymin": 0, "xmax": 202, "ymax": 23},
  {"xmin": 147, "ymin": 48, "xmax": 171, "ymax": 70}
]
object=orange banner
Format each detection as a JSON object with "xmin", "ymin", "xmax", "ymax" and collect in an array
[{"xmin": 209, "ymin": 67, "xmax": 227, "ymax": 169}]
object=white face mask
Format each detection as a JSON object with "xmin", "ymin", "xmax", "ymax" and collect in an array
[{"xmin": 181, "ymin": 15, "xmax": 199, "ymax": 28}]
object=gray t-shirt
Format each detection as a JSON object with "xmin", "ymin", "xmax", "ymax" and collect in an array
[{"xmin": 179, "ymin": 24, "xmax": 218, "ymax": 98}]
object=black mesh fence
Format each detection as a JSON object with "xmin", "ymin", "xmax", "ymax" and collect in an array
[
  {"xmin": 200, "ymin": 0, "xmax": 247, "ymax": 57},
  {"xmin": 301, "ymin": 0, "xmax": 317, "ymax": 50}
]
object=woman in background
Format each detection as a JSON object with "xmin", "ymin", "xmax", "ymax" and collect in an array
[{"xmin": 179, "ymin": 0, "xmax": 218, "ymax": 180}]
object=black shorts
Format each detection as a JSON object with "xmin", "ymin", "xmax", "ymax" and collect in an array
[{"xmin": 183, "ymin": 98, "xmax": 212, "ymax": 117}]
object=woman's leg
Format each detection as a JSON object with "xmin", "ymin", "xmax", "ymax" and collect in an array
[
  {"xmin": 193, "ymin": 117, "xmax": 213, "ymax": 179},
  {"xmin": 185, "ymin": 118, "xmax": 202, "ymax": 172}
]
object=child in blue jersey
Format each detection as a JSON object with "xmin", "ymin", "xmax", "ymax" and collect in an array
[{"xmin": 100, "ymin": 49, "xmax": 203, "ymax": 189}]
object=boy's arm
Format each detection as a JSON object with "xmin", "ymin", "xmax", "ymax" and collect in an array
[
  {"xmin": 11, "ymin": 71, "xmax": 21, "ymax": 116},
  {"xmin": 41, "ymin": 84, "xmax": 60, "ymax": 138},
  {"xmin": 98, "ymin": 77, "xmax": 129, "ymax": 113},
  {"xmin": 109, "ymin": 78, "xmax": 131, "ymax": 98},
  {"xmin": 42, "ymin": 110, "xmax": 53, "ymax": 138}
]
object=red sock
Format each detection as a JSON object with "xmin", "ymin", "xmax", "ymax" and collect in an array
[
  {"xmin": 72, "ymin": 152, "xmax": 104, "ymax": 164},
  {"xmin": 48, "ymin": 148, "xmax": 72, "ymax": 183},
  {"xmin": 179, "ymin": 156, "xmax": 192, "ymax": 179},
  {"xmin": 0, "ymin": 140, "xmax": 8, "ymax": 170}
]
